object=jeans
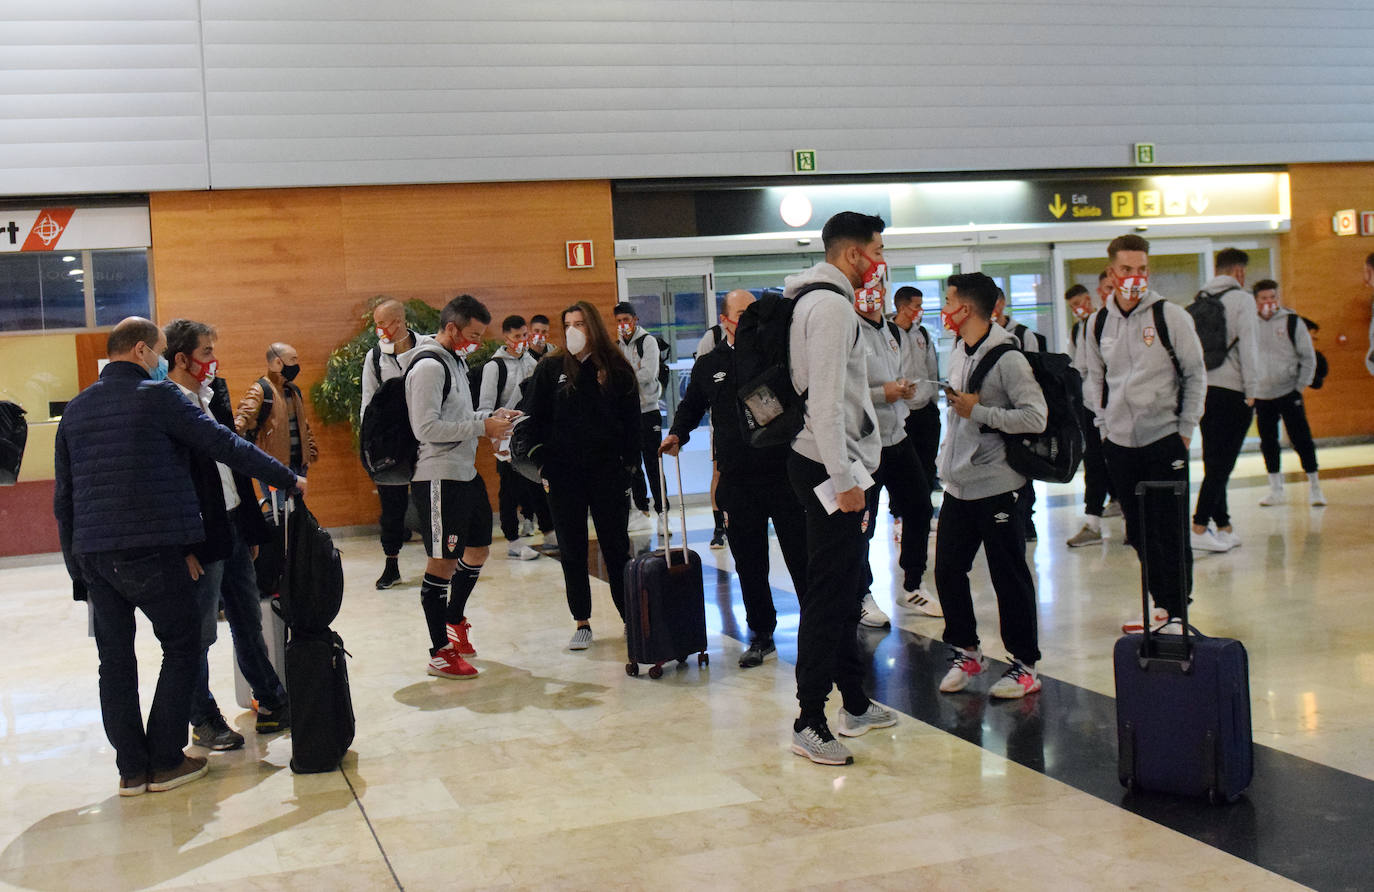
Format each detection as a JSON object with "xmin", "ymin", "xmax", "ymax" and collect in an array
[
  {"xmin": 1255, "ymin": 391, "xmax": 1318, "ymax": 474},
  {"xmin": 79, "ymin": 547, "xmax": 199, "ymax": 779},
  {"xmin": 715, "ymin": 473, "xmax": 809, "ymax": 641},
  {"xmin": 1194, "ymin": 387, "xmax": 1253, "ymax": 529},
  {"xmin": 1104, "ymin": 434, "xmax": 1193, "ymax": 618}
]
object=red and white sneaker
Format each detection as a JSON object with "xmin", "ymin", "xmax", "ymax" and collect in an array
[
  {"xmin": 939, "ymin": 646, "xmax": 987, "ymax": 693},
  {"xmin": 427, "ymin": 645, "xmax": 478, "ymax": 679},
  {"xmin": 989, "ymin": 660, "xmax": 1041, "ymax": 699},
  {"xmin": 447, "ymin": 619, "xmax": 476, "ymax": 657},
  {"xmin": 1121, "ymin": 607, "xmax": 1169, "ymax": 634}
]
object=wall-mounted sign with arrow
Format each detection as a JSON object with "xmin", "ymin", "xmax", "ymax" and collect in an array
[{"xmin": 1048, "ymin": 194, "xmax": 1068, "ymax": 218}]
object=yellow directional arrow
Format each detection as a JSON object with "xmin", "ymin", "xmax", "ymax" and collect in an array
[{"xmin": 1048, "ymin": 194, "xmax": 1067, "ymax": 218}]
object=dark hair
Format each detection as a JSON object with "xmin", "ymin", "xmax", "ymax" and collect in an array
[
  {"xmin": 946, "ymin": 272, "xmax": 1000, "ymax": 319},
  {"xmin": 1252, "ymin": 278, "xmax": 1278, "ymax": 295},
  {"xmin": 530, "ymin": 314, "xmax": 550, "ymax": 326},
  {"xmin": 439, "ymin": 294, "xmax": 491, "ymax": 331},
  {"xmin": 612, "ymin": 302, "xmax": 636, "ymax": 318},
  {"xmin": 821, "ymin": 212, "xmax": 886, "ymax": 254},
  {"xmin": 501, "ymin": 314, "xmax": 526, "ymax": 333},
  {"xmin": 163, "ymin": 319, "xmax": 215, "ymax": 365},
  {"xmin": 106, "ymin": 317, "xmax": 161, "ymax": 357},
  {"xmin": 1366, "ymin": 252, "xmax": 1374, "ymax": 269},
  {"xmin": 1098, "ymin": 270, "xmax": 1111, "ymax": 282},
  {"xmin": 893, "ymin": 286, "xmax": 923, "ymax": 307},
  {"xmin": 1064, "ymin": 284, "xmax": 1090, "ymax": 300},
  {"xmin": 561, "ymin": 301, "xmax": 635, "ymax": 394},
  {"xmin": 1214, "ymin": 247, "xmax": 1249, "ymax": 271},
  {"xmin": 1107, "ymin": 234, "xmax": 1150, "ymax": 258}
]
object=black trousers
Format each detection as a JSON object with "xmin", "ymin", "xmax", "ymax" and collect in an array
[
  {"xmin": 496, "ymin": 461, "xmax": 553, "ymax": 541},
  {"xmin": 862, "ymin": 438, "xmax": 933, "ymax": 590},
  {"xmin": 378, "ymin": 483, "xmax": 411, "ymax": 556},
  {"xmin": 1194, "ymin": 387, "xmax": 1253, "ymax": 529},
  {"xmin": 629, "ymin": 410, "xmax": 667, "ymax": 513},
  {"xmin": 1080, "ymin": 406, "xmax": 1113, "ymax": 516},
  {"xmin": 547, "ymin": 469, "xmax": 631, "ymax": 623},
  {"xmin": 1103, "ymin": 434, "xmax": 1192, "ymax": 617},
  {"xmin": 716, "ymin": 473, "xmax": 809, "ymax": 641},
  {"xmin": 787, "ymin": 453, "xmax": 872, "ymax": 725},
  {"xmin": 1255, "ymin": 391, "xmax": 1318, "ymax": 474},
  {"xmin": 904, "ymin": 402, "xmax": 941, "ymax": 491},
  {"xmin": 934, "ymin": 489, "xmax": 1041, "ymax": 666}
]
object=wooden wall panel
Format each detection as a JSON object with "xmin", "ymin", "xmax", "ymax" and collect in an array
[
  {"xmin": 150, "ymin": 181, "xmax": 616, "ymax": 527},
  {"xmin": 1278, "ymin": 164, "xmax": 1374, "ymax": 439}
]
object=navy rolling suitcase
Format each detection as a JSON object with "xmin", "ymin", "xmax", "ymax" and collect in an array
[
  {"xmin": 623, "ymin": 456, "xmax": 708, "ymax": 678},
  {"xmin": 1114, "ymin": 481, "xmax": 1253, "ymax": 803}
]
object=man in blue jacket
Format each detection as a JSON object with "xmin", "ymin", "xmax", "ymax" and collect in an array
[{"xmin": 54, "ymin": 317, "xmax": 303, "ymax": 797}]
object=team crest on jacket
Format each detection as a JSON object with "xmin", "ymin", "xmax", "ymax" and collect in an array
[
  {"xmin": 447, "ymin": 534, "xmax": 459, "ymax": 551},
  {"xmin": 1143, "ymin": 326, "xmax": 1156, "ymax": 347}
]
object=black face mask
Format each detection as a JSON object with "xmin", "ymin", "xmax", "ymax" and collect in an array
[{"xmin": 280, "ymin": 363, "xmax": 301, "ymax": 382}]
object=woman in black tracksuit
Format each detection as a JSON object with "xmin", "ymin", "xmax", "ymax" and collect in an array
[{"xmin": 523, "ymin": 301, "xmax": 642, "ymax": 650}]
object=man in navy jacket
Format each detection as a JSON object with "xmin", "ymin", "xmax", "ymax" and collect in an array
[{"xmin": 54, "ymin": 317, "xmax": 302, "ymax": 796}]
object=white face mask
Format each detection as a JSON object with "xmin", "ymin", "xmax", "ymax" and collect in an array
[
  {"xmin": 565, "ymin": 327, "xmax": 588, "ymax": 355},
  {"xmin": 378, "ymin": 337, "xmax": 396, "ymax": 355}
]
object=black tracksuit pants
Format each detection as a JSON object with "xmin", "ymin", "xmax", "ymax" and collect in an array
[
  {"xmin": 934, "ymin": 489, "xmax": 1041, "ymax": 666},
  {"xmin": 496, "ymin": 461, "xmax": 553, "ymax": 541},
  {"xmin": 377, "ymin": 482, "xmax": 411, "ymax": 556},
  {"xmin": 1194, "ymin": 386, "xmax": 1252, "ymax": 529},
  {"xmin": 904, "ymin": 402, "xmax": 941, "ymax": 491},
  {"xmin": 547, "ymin": 469, "xmax": 632, "ymax": 623},
  {"xmin": 716, "ymin": 474, "xmax": 809, "ymax": 642},
  {"xmin": 787, "ymin": 453, "xmax": 873, "ymax": 725},
  {"xmin": 1255, "ymin": 391, "xmax": 1318, "ymax": 474},
  {"xmin": 1080, "ymin": 405, "xmax": 1113, "ymax": 516},
  {"xmin": 1103, "ymin": 433, "xmax": 1193, "ymax": 618},
  {"xmin": 862, "ymin": 438, "xmax": 933, "ymax": 591},
  {"xmin": 629, "ymin": 410, "xmax": 667, "ymax": 514}
]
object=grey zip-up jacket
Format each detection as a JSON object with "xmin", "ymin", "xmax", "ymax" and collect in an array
[
  {"xmin": 404, "ymin": 342, "xmax": 491, "ymax": 482},
  {"xmin": 1254, "ymin": 308, "xmax": 1316, "ymax": 399},
  {"xmin": 858, "ymin": 315, "xmax": 912, "ymax": 447},
  {"xmin": 786, "ymin": 261, "xmax": 880, "ymax": 492},
  {"xmin": 477, "ymin": 346, "xmax": 538, "ymax": 412},
  {"xmin": 939, "ymin": 324, "xmax": 1048, "ymax": 501},
  {"xmin": 1084, "ymin": 291, "xmax": 1207, "ymax": 448},
  {"xmin": 1197, "ymin": 275, "xmax": 1260, "ymax": 398},
  {"xmin": 896, "ymin": 320, "xmax": 940, "ymax": 409},
  {"xmin": 619, "ymin": 327, "xmax": 662, "ymax": 411}
]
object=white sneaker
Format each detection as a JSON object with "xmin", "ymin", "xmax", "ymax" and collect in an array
[
  {"xmin": 627, "ymin": 511, "xmax": 653, "ymax": 533},
  {"xmin": 506, "ymin": 539, "xmax": 539, "ymax": 561},
  {"xmin": 836, "ymin": 703, "xmax": 898, "ymax": 737},
  {"xmin": 518, "ymin": 518, "xmax": 536, "ymax": 538},
  {"xmin": 858, "ymin": 593, "xmax": 890, "ymax": 628},
  {"xmin": 542, "ymin": 530, "xmax": 559, "ymax": 549},
  {"xmin": 1155, "ymin": 619, "xmax": 1185, "ymax": 635},
  {"xmin": 1310, "ymin": 485, "xmax": 1327, "ymax": 507},
  {"xmin": 1190, "ymin": 528, "xmax": 1232, "ymax": 553},
  {"xmin": 1216, "ymin": 527, "xmax": 1242, "ymax": 549},
  {"xmin": 1102, "ymin": 499, "xmax": 1123, "ymax": 518},
  {"xmin": 900, "ymin": 587, "xmax": 942, "ymax": 617},
  {"xmin": 1122, "ymin": 606, "xmax": 1169, "ymax": 634},
  {"xmin": 1259, "ymin": 486, "xmax": 1284, "ymax": 507},
  {"xmin": 939, "ymin": 647, "xmax": 987, "ymax": 693},
  {"xmin": 988, "ymin": 660, "xmax": 1041, "ymax": 699}
]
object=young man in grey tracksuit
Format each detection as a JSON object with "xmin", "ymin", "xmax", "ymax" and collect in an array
[
  {"xmin": 1084, "ymin": 234, "xmax": 1207, "ymax": 633},
  {"xmin": 405, "ymin": 295, "xmax": 517, "ymax": 680},
  {"xmin": 1190, "ymin": 248, "xmax": 1262, "ymax": 553},
  {"xmin": 614, "ymin": 302, "xmax": 667, "ymax": 526},
  {"xmin": 786, "ymin": 211, "xmax": 895, "ymax": 766},
  {"xmin": 1250, "ymin": 280, "xmax": 1324, "ymax": 506},
  {"xmin": 934, "ymin": 272, "xmax": 1049, "ymax": 700}
]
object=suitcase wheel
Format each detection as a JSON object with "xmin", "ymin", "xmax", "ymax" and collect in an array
[
  {"xmin": 625, "ymin": 663, "xmax": 639, "ymax": 677},
  {"xmin": 698, "ymin": 652, "xmax": 709, "ymax": 667},
  {"xmin": 648, "ymin": 663, "xmax": 664, "ymax": 679}
]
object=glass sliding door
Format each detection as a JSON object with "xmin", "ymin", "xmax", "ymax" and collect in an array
[{"xmin": 978, "ymin": 249, "xmax": 1057, "ymax": 351}]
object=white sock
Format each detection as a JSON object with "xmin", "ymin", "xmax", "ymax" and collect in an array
[
  {"xmin": 1308, "ymin": 472, "xmax": 1321, "ymax": 487},
  {"xmin": 1268, "ymin": 472, "xmax": 1283, "ymax": 490},
  {"xmin": 1084, "ymin": 514, "xmax": 1101, "ymax": 532}
]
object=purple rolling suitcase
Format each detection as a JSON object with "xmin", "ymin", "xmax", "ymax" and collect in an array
[
  {"xmin": 623, "ymin": 456, "xmax": 708, "ymax": 678},
  {"xmin": 1114, "ymin": 481, "xmax": 1253, "ymax": 803}
]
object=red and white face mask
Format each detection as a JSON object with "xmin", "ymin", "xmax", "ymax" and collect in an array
[
  {"xmin": 188, "ymin": 356, "xmax": 217, "ymax": 384},
  {"xmin": 1071, "ymin": 303, "xmax": 1092, "ymax": 321},
  {"xmin": 941, "ymin": 304, "xmax": 970, "ymax": 337},
  {"xmin": 857, "ymin": 254, "xmax": 886, "ymax": 292},
  {"xmin": 1258, "ymin": 299, "xmax": 1279, "ymax": 320},
  {"xmin": 855, "ymin": 289, "xmax": 883, "ymax": 314},
  {"xmin": 1116, "ymin": 275, "xmax": 1149, "ymax": 303}
]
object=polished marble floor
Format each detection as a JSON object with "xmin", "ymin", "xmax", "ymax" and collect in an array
[{"xmin": 1, "ymin": 445, "xmax": 1371, "ymax": 891}]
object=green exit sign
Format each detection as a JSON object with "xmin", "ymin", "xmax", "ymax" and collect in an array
[
  {"xmin": 1134, "ymin": 143, "xmax": 1156, "ymax": 166},
  {"xmin": 793, "ymin": 149, "xmax": 816, "ymax": 173}
]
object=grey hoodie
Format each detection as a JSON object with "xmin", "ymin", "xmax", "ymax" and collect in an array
[
  {"xmin": 619, "ymin": 326, "xmax": 662, "ymax": 412},
  {"xmin": 477, "ymin": 346, "xmax": 538, "ymax": 412},
  {"xmin": 1253, "ymin": 307, "xmax": 1316, "ymax": 399},
  {"xmin": 1197, "ymin": 275, "xmax": 1260, "ymax": 398},
  {"xmin": 786, "ymin": 261, "xmax": 880, "ymax": 491},
  {"xmin": 939, "ymin": 323, "xmax": 1048, "ymax": 501},
  {"xmin": 1083, "ymin": 291, "xmax": 1207, "ymax": 448},
  {"xmin": 857, "ymin": 315, "xmax": 912, "ymax": 446},
  {"xmin": 404, "ymin": 342, "xmax": 492, "ymax": 482},
  {"xmin": 897, "ymin": 320, "xmax": 940, "ymax": 410}
]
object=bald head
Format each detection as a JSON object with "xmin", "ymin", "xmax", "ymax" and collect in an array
[
  {"xmin": 720, "ymin": 289, "xmax": 756, "ymax": 345},
  {"xmin": 266, "ymin": 342, "xmax": 298, "ymax": 375},
  {"xmin": 107, "ymin": 316, "xmax": 163, "ymax": 360},
  {"xmin": 373, "ymin": 299, "xmax": 405, "ymax": 327}
]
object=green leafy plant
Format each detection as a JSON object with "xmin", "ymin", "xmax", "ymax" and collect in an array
[{"xmin": 310, "ymin": 297, "xmax": 499, "ymax": 447}]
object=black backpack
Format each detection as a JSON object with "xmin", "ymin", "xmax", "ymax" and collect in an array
[
  {"xmin": 358, "ymin": 349, "xmax": 450, "ymax": 480},
  {"xmin": 468, "ymin": 356, "xmax": 509, "ymax": 410},
  {"xmin": 507, "ymin": 377, "xmax": 544, "ymax": 485},
  {"xmin": 733, "ymin": 283, "xmax": 840, "ymax": 448},
  {"xmin": 0, "ymin": 400, "xmax": 27, "ymax": 485},
  {"xmin": 279, "ymin": 496, "xmax": 345, "ymax": 632},
  {"xmin": 967, "ymin": 345, "xmax": 1084, "ymax": 484},
  {"xmin": 1187, "ymin": 289, "xmax": 1238, "ymax": 370},
  {"xmin": 633, "ymin": 332, "xmax": 672, "ymax": 393},
  {"xmin": 1286, "ymin": 314, "xmax": 1329, "ymax": 390}
]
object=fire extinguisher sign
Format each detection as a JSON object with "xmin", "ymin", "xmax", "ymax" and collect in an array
[{"xmin": 565, "ymin": 240, "xmax": 594, "ymax": 269}]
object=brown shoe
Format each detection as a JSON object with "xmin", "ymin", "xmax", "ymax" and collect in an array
[
  {"xmin": 148, "ymin": 756, "xmax": 208, "ymax": 792},
  {"xmin": 118, "ymin": 773, "xmax": 148, "ymax": 797}
]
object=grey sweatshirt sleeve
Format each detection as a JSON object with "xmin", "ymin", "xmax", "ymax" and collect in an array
[
  {"xmin": 406, "ymin": 356, "xmax": 486, "ymax": 445},
  {"xmin": 632, "ymin": 334, "xmax": 660, "ymax": 396},
  {"xmin": 1083, "ymin": 313, "xmax": 1106, "ymax": 429},
  {"xmin": 1294, "ymin": 318, "xmax": 1317, "ymax": 391},
  {"xmin": 1169, "ymin": 305, "xmax": 1208, "ymax": 439},
  {"xmin": 901, "ymin": 328, "xmax": 937, "ymax": 408},
  {"xmin": 1229, "ymin": 291, "xmax": 1261, "ymax": 399},
  {"xmin": 805, "ymin": 298, "xmax": 862, "ymax": 491},
  {"xmin": 969, "ymin": 351, "xmax": 1047, "ymax": 435},
  {"xmin": 477, "ymin": 360, "xmax": 500, "ymax": 413},
  {"xmin": 360, "ymin": 348, "xmax": 380, "ymax": 424}
]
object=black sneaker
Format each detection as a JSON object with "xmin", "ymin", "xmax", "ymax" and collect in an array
[
  {"xmin": 191, "ymin": 714, "xmax": 244, "ymax": 751},
  {"xmin": 709, "ymin": 527, "xmax": 726, "ymax": 550},
  {"xmin": 375, "ymin": 560, "xmax": 401, "ymax": 590},
  {"xmin": 255, "ymin": 702, "xmax": 290, "ymax": 734},
  {"xmin": 738, "ymin": 638, "xmax": 776, "ymax": 668}
]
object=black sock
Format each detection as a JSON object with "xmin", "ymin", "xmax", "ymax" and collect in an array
[
  {"xmin": 446, "ymin": 559, "xmax": 481, "ymax": 624},
  {"xmin": 420, "ymin": 573, "xmax": 449, "ymax": 653},
  {"xmin": 384, "ymin": 555, "xmax": 399, "ymax": 569},
  {"xmin": 712, "ymin": 510, "xmax": 725, "ymax": 530}
]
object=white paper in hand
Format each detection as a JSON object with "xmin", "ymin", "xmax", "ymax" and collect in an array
[{"xmin": 813, "ymin": 459, "xmax": 875, "ymax": 514}]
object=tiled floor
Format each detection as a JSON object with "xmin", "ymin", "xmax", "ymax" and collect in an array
[{"xmin": 1, "ymin": 445, "xmax": 1370, "ymax": 891}]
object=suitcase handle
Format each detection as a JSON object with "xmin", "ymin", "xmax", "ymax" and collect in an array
[
  {"xmin": 656, "ymin": 453, "xmax": 690, "ymax": 566},
  {"xmin": 1134, "ymin": 480, "xmax": 1192, "ymax": 668}
]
